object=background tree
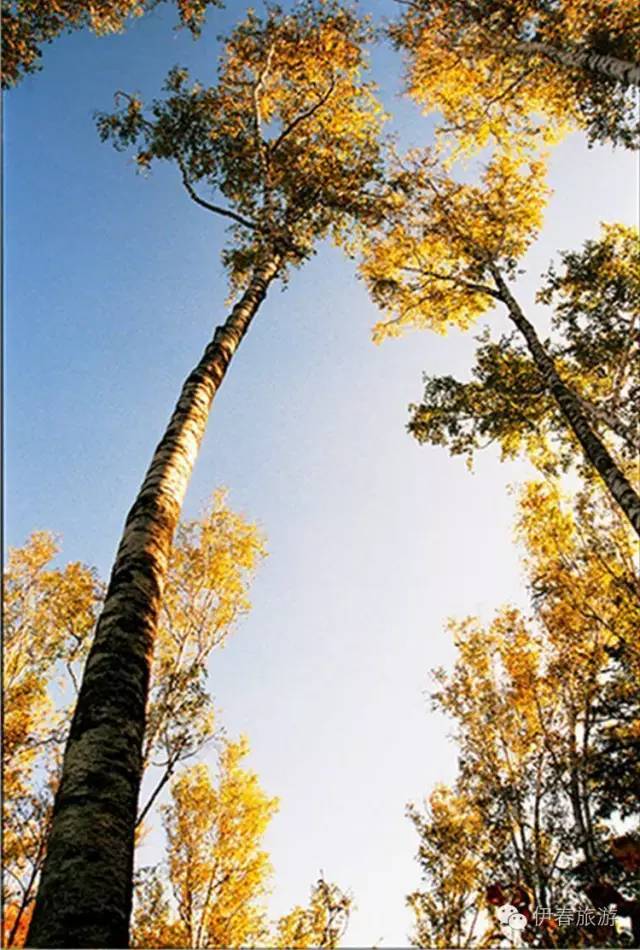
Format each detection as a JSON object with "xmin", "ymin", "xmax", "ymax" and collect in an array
[
  {"xmin": 1, "ymin": 0, "xmax": 221, "ymax": 88},
  {"xmin": 2, "ymin": 491, "xmax": 265, "ymax": 947},
  {"xmin": 407, "ymin": 478, "xmax": 640, "ymax": 947},
  {"xmin": 405, "ymin": 786, "xmax": 488, "ymax": 948},
  {"xmin": 431, "ymin": 612, "xmax": 572, "ymax": 937},
  {"xmin": 516, "ymin": 478, "xmax": 640, "ymax": 887},
  {"xmin": 131, "ymin": 749, "xmax": 352, "ymax": 950},
  {"xmin": 27, "ymin": 7, "xmax": 384, "ymax": 946},
  {"xmin": 390, "ymin": 0, "xmax": 640, "ymax": 155},
  {"xmin": 2, "ymin": 532, "xmax": 101, "ymax": 948},
  {"xmin": 273, "ymin": 877, "xmax": 352, "ymax": 949},
  {"xmin": 138, "ymin": 489, "xmax": 266, "ymax": 828},
  {"xmin": 408, "ymin": 223, "xmax": 638, "ymax": 476},
  {"xmin": 361, "ymin": 152, "xmax": 640, "ymax": 534},
  {"xmin": 138, "ymin": 742, "xmax": 277, "ymax": 949}
]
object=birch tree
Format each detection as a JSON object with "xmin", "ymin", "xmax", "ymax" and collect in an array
[
  {"xmin": 361, "ymin": 153, "xmax": 640, "ymax": 535},
  {"xmin": 408, "ymin": 223, "xmax": 639, "ymax": 476},
  {"xmin": 408, "ymin": 479, "xmax": 640, "ymax": 947},
  {"xmin": 131, "ymin": 749, "xmax": 352, "ymax": 950},
  {"xmin": 27, "ymin": 7, "xmax": 383, "ymax": 946},
  {"xmin": 391, "ymin": 0, "xmax": 640, "ymax": 154}
]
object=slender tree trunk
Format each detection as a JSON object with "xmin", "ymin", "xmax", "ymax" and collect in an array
[
  {"xmin": 576, "ymin": 392, "xmax": 634, "ymax": 451},
  {"xmin": 516, "ymin": 40, "xmax": 640, "ymax": 87},
  {"xmin": 567, "ymin": 714, "xmax": 596, "ymax": 874},
  {"xmin": 26, "ymin": 256, "xmax": 280, "ymax": 949},
  {"xmin": 491, "ymin": 266, "xmax": 640, "ymax": 538},
  {"xmin": 6, "ymin": 826, "xmax": 47, "ymax": 948},
  {"xmin": 135, "ymin": 752, "xmax": 178, "ymax": 828}
]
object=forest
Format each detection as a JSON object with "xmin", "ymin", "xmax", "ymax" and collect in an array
[{"xmin": 2, "ymin": 0, "xmax": 639, "ymax": 947}]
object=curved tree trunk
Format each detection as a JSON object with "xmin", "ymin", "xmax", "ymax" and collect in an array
[
  {"xmin": 491, "ymin": 265, "xmax": 640, "ymax": 538},
  {"xmin": 26, "ymin": 256, "xmax": 280, "ymax": 949},
  {"xmin": 517, "ymin": 40, "xmax": 640, "ymax": 87}
]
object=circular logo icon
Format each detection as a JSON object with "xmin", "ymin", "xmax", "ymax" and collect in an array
[
  {"xmin": 497, "ymin": 904, "xmax": 528, "ymax": 936},
  {"xmin": 509, "ymin": 912, "xmax": 528, "ymax": 932},
  {"xmin": 496, "ymin": 904, "xmax": 518, "ymax": 925}
]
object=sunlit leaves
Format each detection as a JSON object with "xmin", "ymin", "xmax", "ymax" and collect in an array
[
  {"xmin": 391, "ymin": 0, "xmax": 640, "ymax": 155},
  {"xmin": 149, "ymin": 740, "xmax": 278, "ymax": 949},
  {"xmin": 361, "ymin": 150, "xmax": 548, "ymax": 342},
  {"xmin": 539, "ymin": 224, "xmax": 640, "ymax": 446},
  {"xmin": 515, "ymin": 478, "xmax": 640, "ymax": 831},
  {"xmin": 409, "ymin": 478, "xmax": 640, "ymax": 946},
  {"xmin": 3, "ymin": 530, "xmax": 100, "ymax": 802},
  {"xmin": 407, "ymin": 224, "xmax": 639, "ymax": 475},
  {"xmin": 2, "ymin": 532, "xmax": 101, "ymax": 947},
  {"xmin": 142, "ymin": 489, "xmax": 267, "ymax": 795},
  {"xmin": 132, "ymin": 744, "xmax": 352, "ymax": 949},
  {"xmin": 274, "ymin": 879, "xmax": 352, "ymax": 949},
  {"xmin": 406, "ymin": 787, "xmax": 487, "ymax": 948},
  {"xmin": 1, "ymin": 0, "xmax": 222, "ymax": 88},
  {"xmin": 97, "ymin": 1, "xmax": 385, "ymax": 292}
]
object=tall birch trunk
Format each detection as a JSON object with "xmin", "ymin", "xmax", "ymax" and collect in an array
[
  {"xmin": 26, "ymin": 256, "xmax": 280, "ymax": 949},
  {"xmin": 516, "ymin": 39, "xmax": 640, "ymax": 87},
  {"xmin": 491, "ymin": 266, "xmax": 640, "ymax": 538}
]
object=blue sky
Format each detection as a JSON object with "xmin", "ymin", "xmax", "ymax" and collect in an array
[{"xmin": 4, "ymin": 2, "xmax": 637, "ymax": 945}]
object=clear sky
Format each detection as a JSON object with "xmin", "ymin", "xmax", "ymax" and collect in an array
[{"xmin": 4, "ymin": 2, "xmax": 637, "ymax": 945}]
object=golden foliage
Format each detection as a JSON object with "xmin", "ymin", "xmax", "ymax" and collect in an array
[
  {"xmin": 2, "ymin": 491, "xmax": 265, "ymax": 947},
  {"xmin": 274, "ymin": 878, "xmax": 352, "ymax": 949},
  {"xmin": 132, "ymin": 741, "xmax": 353, "ymax": 949},
  {"xmin": 97, "ymin": 2, "xmax": 385, "ymax": 293},
  {"xmin": 409, "ymin": 477, "xmax": 640, "ymax": 945},
  {"xmin": 361, "ymin": 150, "xmax": 548, "ymax": 342},
  {"xmin": 2, "ymin": 532, "xmax": 101, "ymax": 947},
  {"xmin": 141, "ymin": 490, "xmax": 267, "ymax": 806},
  {"xmin": 135, "ymin": 740, "xmax": 278, "ymax": 949},
  {"xmin": 1, "ymin": 0, "xmax": 220, "ymax": 88},
  {"xmin": 393, "ymin": 0, "xmax": 640, "ymax": 155},
  {"xmin": 407, "ymin": 786, "xmax": 487, "ymax": 948}
]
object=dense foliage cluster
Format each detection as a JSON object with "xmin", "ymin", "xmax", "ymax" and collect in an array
[
  {"xmin": 408, "ymin": 481, "xmax": 640, "ymax": 947},
  {"xmin": 1, "ymin": 0, "xmax": 221, "ymax": 88}
]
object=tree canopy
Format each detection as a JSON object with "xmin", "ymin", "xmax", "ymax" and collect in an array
[
  {"xmin": 408, "ymin": 223, "xmax": 639, "ymax": 474},
  {"xmin": 408, "ymin": 478, "xmax": 640, "ymax": 947},
  {"xmin": 361, "ymin": 148, "xmax": 640, "ymax": 533},
  {"xmin": 391, "ymin": 0, "xmax": 640, "ymax": 154},
  {"xmin": 98, "ymin": 0, "xmax": 385, "ymax": 292},
  {"xmin": 1, "ymin": 0, "xmax": 222, "ymax": 88}
]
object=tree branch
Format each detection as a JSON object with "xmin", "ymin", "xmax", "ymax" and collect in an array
[
  {"xmin": 177, "ymin": 158, "xmax": 258, "ymax": 231},
  {"xmin": 407, "ymin": 265, "xmax": 502, "ymax": 299},
  {"xmin": 271, "ymin": 73, "xmax": 338, "ymax": 155},
  {"xmin": 136, "ymin": 756, "xmax": 179, "ymax": 829}
]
